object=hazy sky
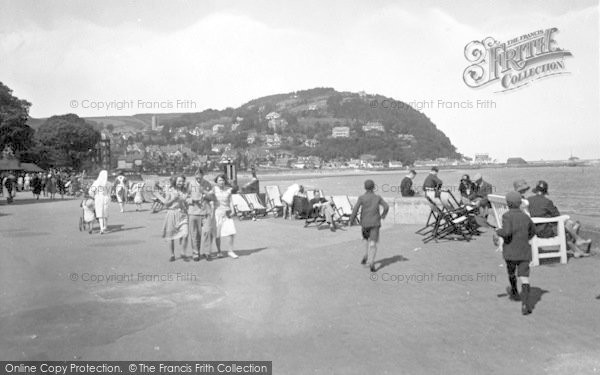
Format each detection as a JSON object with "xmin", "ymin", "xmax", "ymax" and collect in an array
[{"xmin": 1, "ymin": 0, "xmax": 598, "ymax": 161}]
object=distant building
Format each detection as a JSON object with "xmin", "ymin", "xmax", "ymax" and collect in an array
[
  {"xmin": 506, "ymin": 157, "xmax": 527, "ymax": 165},
  {"xmin": 231, "ymin": 123, "xmax": 240, "ymax": 131},
  {"xmin": 151, "ymin": 115, "xmax": 158, "ymax": 131},
  {"xmin": 211, "ymin": 143, "xmax": 231, "ymax": 153},
  {"xmin": 117, "ymin": 153, "xmax": 143, "ymax": 170},
  {"xmin": 308, "ymin": 104, "xmax": 318, "ymax": 111},
  {"xmin": 474, "ymin": 153, "xmax": 493, "ymax": 164},
  {"xmin": 304, "ymin": 139, "xmax": 319, "ymax": 148},
  {"xmin": 265, "ymin": 112, "xmax": 280, "ymax": 120},
  {"xmin": 362, "ymin": 122, "xmax": 384, "ymax": 132},
  {"xmin": 332, "ymin": 126, "xmax": 350, "ymax": 138}
]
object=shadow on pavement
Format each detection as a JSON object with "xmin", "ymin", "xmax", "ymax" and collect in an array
[{"xmin": 373, "ymin": 255, "xmax": 409, "ymax": 271}]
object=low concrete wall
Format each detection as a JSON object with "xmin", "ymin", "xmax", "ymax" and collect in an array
[{"xmin": 348, "ymin": 196, "xmax": 430, "ymax": 225}]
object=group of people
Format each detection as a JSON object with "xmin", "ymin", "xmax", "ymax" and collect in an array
[
  {"xmin": 86, "ymin": 168, "xmax": 239, "ymax": 261},
  {"xmin": 1, "ymin": 170, "xmax": 85, "ymax": 203}
]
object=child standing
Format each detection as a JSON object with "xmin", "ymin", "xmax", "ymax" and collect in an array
[
  {"xmin": 81, "ymin": 195, "xmax": 96, "ymax": 234},
  {"xmin": 132, "ymin": 182, "xmax": 145, "ymax": 211},
  {"xmin": 349, "ymin": 179, "xmax": 389, "ymax": 272},
  {"xmin": 494, "ymin": 191, "xmax": 536, "ymax": 315}
]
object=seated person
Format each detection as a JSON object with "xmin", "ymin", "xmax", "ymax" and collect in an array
[
  {"xmin": 458, "ymin": 174, "xmax": 475, "ymax": 204},
  {"xmin": 527, "ymin": 180, "xmax": 591, "ymax": 258},
  {"xmin": 422, "ymin": 166, "xmax": 443, "ymax": 196},
  {"xmin": 400, "ymin": 170, "xmax": 417, "ymax": 197},
  {"xmin": 308, "ymin": 190, "xmax": 337, "ymax": 231}
]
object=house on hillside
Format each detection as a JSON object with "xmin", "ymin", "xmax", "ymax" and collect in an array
[
  {"xmin": 265, "ymin": 134, "xmax": 281, "ymax": 148},
  {"xmin": 474, "ymin": 153, "xmax": 492, "ymax": 164},
  {"xmin": 332, "ymin": 126, "xmax": 350, "ymax": 138},
  {"xmin": 304, "ymin": 139, "xmax": 319, "ymax": 148},
  {"xmin": 362, "ymin": 121, "xmax": 384, "ymax": 132},
  {"xmin": 246, "ymin": 131, "xmax": 257, "ymax": 145},
  {"xmin": 265, "ymin": 112, "xmax": 280, "ymax": 120},
  {"xmin": 211, "ymin": 143, "xmax": 231, "ymax": 153}
]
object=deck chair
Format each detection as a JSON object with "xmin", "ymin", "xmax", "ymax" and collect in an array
[
  {"xmin": 423, "ymin": 196, "xmax": 472, "ymax": 243},
  {"xmin": 416, "ymin": 189, "xmax": 443, "ymax": 235},
  {"xmin": 264, "ymin": 185, "xmax": 284, "ymax": 217},
  {"xmin": 439, "ymin": 190, "xmax": 480, "ymax": 236},
  {"xmin": 331, "ymin": 195, "xmax": 358, "ymax": 226},
  {"xmin": 488, "ymin": 194, "xmax": 569, "ymax": 265},
  {"xmin": 231, "ymin": 194, "xmax": 254, "ymax": 219},
  {"xmin": 304, "ymin": 202, "xmax": 329, "ymax": 228},
  {"xmin": 243, "ymin": 193, "xmax": 267, "ymax": 217}
]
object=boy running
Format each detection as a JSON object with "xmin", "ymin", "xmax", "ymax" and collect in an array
[{"xmin": 349, "ymin": 179, "xmax": 389, "ymax": 272}]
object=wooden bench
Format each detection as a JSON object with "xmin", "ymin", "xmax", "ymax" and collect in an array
[{"xmin": 488, "ymin": 194, "xmax": 569, "ymax": 265}]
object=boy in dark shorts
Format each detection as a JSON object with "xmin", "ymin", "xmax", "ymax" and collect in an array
[
  {"xmin": 494, "ymin": 191, "xmax": 536, "ymax": 315},
  {"xmin": 349, "ymin": 179, "xmax": 389, "ymax": 272}
]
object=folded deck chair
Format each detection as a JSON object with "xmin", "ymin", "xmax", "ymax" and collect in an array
[
  {"xmin": 331, "ymin": 195, "xmax": 358, "ymax": 226},
  {"xmin": 488, "ymin": 194, "xmax": 569, "ymax": 265},
  {"xmin": 231, "ymin": 194, "xmax": 254, "ymax": 219},
  {"xmin": 264, "ymin": 185, "xmax": 284, "ymax": 217},
  {"xmin": 439, "ymin": 190, "xmax": 480, "ymax": 235},
  {"xmin": 423, "ymin": 196, "xmax": 472, "ymax": 243},
  {"xmin": 243, "ymin": 193, "xmax": 267, "ymax": 217}
]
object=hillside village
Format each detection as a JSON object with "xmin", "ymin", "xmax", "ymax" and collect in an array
[{"xmin": 78, "ymin": 88, "xmax": 475, "ymax": 174}]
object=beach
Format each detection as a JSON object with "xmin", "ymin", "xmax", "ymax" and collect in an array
[{"xmin": 1, "ymin": 195, "xmax": 599, "ymax": 374}]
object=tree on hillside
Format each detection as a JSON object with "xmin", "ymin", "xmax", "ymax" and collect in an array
[
  {"xmin": 0, "ymin": 82, "xmax": 34, "ymax": 156},
  {"xmin": 35, "ymin": 114, "xmax": 101, "ymax": 169}
]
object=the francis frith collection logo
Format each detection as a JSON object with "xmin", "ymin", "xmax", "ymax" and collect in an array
[{"xmin": 463, "ymin": 28, "xmax": 573, "ymax": 92}]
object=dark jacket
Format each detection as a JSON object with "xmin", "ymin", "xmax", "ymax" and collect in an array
[
  {"xmin": 400, "ymin": 177, "xmax": 415, "ymax": 197},
  {"xmin": 349, "ymin": 191, "xmax": 389, "ymax": 228},
  {"xmin": 527, "ymin": 194, "xmax": 560, "ymax": 238},
  {"xmin": 496, "ymin": 208, "xmax": 536, "ymax": 261},
  {"xmin": 422, "ymin": 173, "xmax": 443, "ymax": 191}
]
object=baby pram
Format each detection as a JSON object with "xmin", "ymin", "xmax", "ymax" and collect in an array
[{"xmin": 79, "ymin": 197, "xmax": 96, "ymax": 234}]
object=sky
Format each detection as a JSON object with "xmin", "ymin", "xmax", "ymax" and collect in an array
[{"xmin": 1, "ymin": 0, "xmax": 598, "ymax": 161}]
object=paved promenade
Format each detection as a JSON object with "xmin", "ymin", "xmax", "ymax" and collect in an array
[{"xmin": 1, "ymin": 197, "xmax": 599, "ymax": 374}]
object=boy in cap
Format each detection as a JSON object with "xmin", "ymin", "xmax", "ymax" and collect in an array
[
  {"xmin": 349, "ymin": 179, "xmax": 389, "ymax": 272},
  {"xmin": 494, "ymin": 191, "xmax": 536, "ymax": 315}
]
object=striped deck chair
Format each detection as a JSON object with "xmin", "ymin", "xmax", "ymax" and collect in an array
[
  {"xmin": 231, "ymin": 194, "xmax": 254, "ymax": 219},
  {"xmin": 331, "ymin": 195, "xmax": 358, "ymax": 226},
  {"xmin": 243, "ymin": 193, "xmax": 267, "ymax": 217},
  {"xmin": 264, "ymin": 185, "xmax": 284, "ymax": 217}
]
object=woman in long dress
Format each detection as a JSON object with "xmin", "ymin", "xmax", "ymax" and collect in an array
[
  {"xmin": 89, "ymin": 170, "xmax": 112, "ymax": 234},
  {"xmin": 162, "ymin": 175, "xmax": 189, "ymax": 261},
  {"xmin": 213, "ymin": 174, "xmax": 238, "ymax": 259}
]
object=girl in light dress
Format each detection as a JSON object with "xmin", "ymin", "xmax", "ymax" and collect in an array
[
  {"xmin": 213, "ymin": 174, "xmax": 239, "ymax": 259},
  {"xmin": 132, "ymin": 182, "xmax": 145, "ymax": 211},
  {"xmin": 115, "ymin": 173, "xmax": 128, "ymax": 213},
  {"xmin": 161, "ymin": 176, "xmax": 190, "ymax": 262}
]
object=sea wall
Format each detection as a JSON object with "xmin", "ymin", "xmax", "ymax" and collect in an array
[{"xmin": 348, "ymin": 196, "xmax": 430, "ymax": 225}]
